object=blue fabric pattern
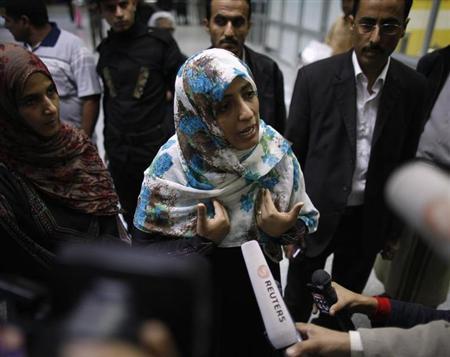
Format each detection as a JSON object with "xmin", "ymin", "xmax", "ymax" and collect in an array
[{"xmin": 134, "ymin": 49, "xmax": 319, "ymax": 248}]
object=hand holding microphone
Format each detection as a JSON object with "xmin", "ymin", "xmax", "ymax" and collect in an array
[{"xmin": 308, "ymin": 270, "xmax": 355, "ymax": 331}]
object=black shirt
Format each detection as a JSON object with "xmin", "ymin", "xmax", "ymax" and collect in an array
[{"xmin": 97, "ymin": 21, "xmax": 185, "ymax": 167}]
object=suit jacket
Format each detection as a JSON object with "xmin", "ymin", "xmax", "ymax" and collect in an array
[
  {"xmin": 359, "ymin": 320, "xmax": 450, "ymax": 357},
  {"xmin": 285, "ymin": 51, "xmax": 427, "ymax": 257},
  {"xmin": 417, "ymin": 45, "xmax": 450, "ymax": 117},
  {"xmin": 375, "ymin": 299, "xmax": 450, "ymax": 328},
  {"xmin": 245, "ymin": 45, "xmax": 286, "ymax": 134}
]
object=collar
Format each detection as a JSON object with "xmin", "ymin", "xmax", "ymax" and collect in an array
[
  {"xmin": 32, "ymin": 22, "xmax": 60, "ymax": 49},
  {"xmin": 352, "ymin": 50, "xmax": 390, "ymax": 85}
]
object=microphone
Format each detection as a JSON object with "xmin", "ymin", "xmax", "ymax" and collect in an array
[
  {"xmin": 308, "ymin": 269, "xmax": 355, "ymax": 331},
  {"xmin": 386, "ymin": 161, "xmax": 450, "ymax": 260},
  {"xmin": 241, "ymin": 240, "xmax": 301, "ymax": 350}
]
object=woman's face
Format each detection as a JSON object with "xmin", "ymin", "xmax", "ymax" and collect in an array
[
  {"xmin": 17, "ymin": 72, "xmax": 61, "ymax": 138},
  {"xmin": 215, "ymin": 77, "xmax": 259, "ymax": 150}
]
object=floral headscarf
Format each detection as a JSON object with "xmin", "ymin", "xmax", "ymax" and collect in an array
[
  {"xmin": 134, "ymin": 48, "xmax": 318, "ymax": 247},
  {"xmin": 0, "ymin": 43, "xmax": 119, "ymax": 215}
]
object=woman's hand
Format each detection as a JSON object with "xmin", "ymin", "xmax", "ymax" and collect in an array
[
  {"xmin": 256, "ymin": 188, "xmax": 303, "ymax": 237},
  {"xmin": 196, "ymin": 199, "xmax": 230, "ymax": 244}
]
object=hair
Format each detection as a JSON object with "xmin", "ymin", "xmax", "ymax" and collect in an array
[
  {"xmin": 205, "ymin": 0, "xmax": 252, "ymax": 22},
  {"xmin": 352, "ymin": 0, "xmax": 413, "ymax": 20},
  {"xmin": 149, "ymin": 11, "xmax": 175, "ymax": 28},
  {"xmin": 5, "ymin": 0, "xmax": 49, "ymax": 27}
]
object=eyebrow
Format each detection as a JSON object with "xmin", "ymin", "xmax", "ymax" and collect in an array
[
  {"xmin": 19, "ymin": 82, "xmax": 54, "ymax": 99},
  {"xmin": 214, "ymin": 13, "xmax": 246, "ymax": 21},
  {"xmin": 359, "ymin": 16, "xmax": 401, "ymax": 23},
  {"xmin": 222, "ymin": 82, "xmax": 253, "ymax": 99}
]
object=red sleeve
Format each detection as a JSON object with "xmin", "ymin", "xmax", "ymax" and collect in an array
[{"xmin": 371, "ymin": 296, "xmax": 392, "ymax": 322}]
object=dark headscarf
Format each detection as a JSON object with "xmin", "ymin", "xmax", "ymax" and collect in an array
[{"xmin": 0, "ymin": 43, "xmax": 119, "ymax": 215}]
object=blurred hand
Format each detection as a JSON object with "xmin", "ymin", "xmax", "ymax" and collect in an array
[
  {"xmin": 140, "ymin": 320, "xmax": 180, "ymax": 357},
  {"xmin": 196, "ymin": 199, "xmax": 230, "ymax": 243},
  {"xmin": 285, "ymin": 323, "xmax": 350, "ymax": 357},
  {"xmin": 329, "ymin": 282, "xmax": 378, "ymax": 316},
  {"xmin": 256, "ymin": 188, "xmax": 303, "ymax": 237},
  {"xmin": 62, "ymin": 320, "xmax": 179, "ymax": 357}
]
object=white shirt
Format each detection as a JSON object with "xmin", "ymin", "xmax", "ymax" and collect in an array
[
  {"xmin": 26, "ymin": 23, "xmax": 101, "ymax": 129},
  {"xmin": 350, "ymin": 330, "xmax": 364, "ymax": 357},
  {"xmin": 347, "ymin": 52, "xmax": 390, "ymax": 206}
]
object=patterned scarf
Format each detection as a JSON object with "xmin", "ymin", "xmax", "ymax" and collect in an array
[
  {"xmin": 134, "ymin": 49, "xmax": 318, "ymax": 247},
  {"xmin": 0, "ymin": 43, "xmax": 119, "ymax": 215}
]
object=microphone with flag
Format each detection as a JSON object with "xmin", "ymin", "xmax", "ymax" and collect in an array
[{"xmin": 241, "ymin": 240, "xmax": 301, "ymax": 350}]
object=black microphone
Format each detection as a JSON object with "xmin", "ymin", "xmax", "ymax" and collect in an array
[{"xmin": 308, "ymin": 269, "xmax": 355, "ymax": 331}]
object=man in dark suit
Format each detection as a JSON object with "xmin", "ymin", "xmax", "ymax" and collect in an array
[
  {"xmin": 416, "ymin": 45, "xmax": 450, "ymax": 170},
  {"xmin": 379, "ymin": 45, "xmax": 450, "ymax": 308},
  {"xmin": 203, "ymin": 0, "xmax": 286, "ymax": 133},
  {"xmin": 284, "ymin": 0, "xmax": 427, "ymax": 323}
]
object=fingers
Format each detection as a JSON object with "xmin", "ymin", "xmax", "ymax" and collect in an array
[
  {"xmin": 212, "ymin": 199, "xmax": 229, "ymax": 222},
  {"xmin": 196, "ymin": 203, "xmax": 207, "ymax": 234},
  {"xmin": 285, "ymin": 323, "xmax": 315, "ymax": 357},
  {"xmin": 289, "ymin": 201, "xmax": 304, "ymax": 220},
  {"xmin": 261, "ymin": 188, "xmax": 275, "ymax": 214}
]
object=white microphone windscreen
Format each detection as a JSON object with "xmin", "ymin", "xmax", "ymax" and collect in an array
[
  {"xmin": 241, "ymin": 240, "xmax": 301, "ymax": 349},
  {"xmin": 386, "ymin": 161, "xmax": 450, "ymax": 259}
]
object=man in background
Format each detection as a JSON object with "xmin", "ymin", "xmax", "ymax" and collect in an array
[
  {"xmin": 284, "ymin": 0, "xmax": 427, "ymax": 323},
  {"xmin": 96, "ymin": 0, "xmax": 185, "ymax": 230},
  {"xmin": 4, "ymin": 0, "xmax": 101, "ymax": 138},
  {"xmin": 204, "ymin": 0, "xmax": 286, "ymax": 133}
]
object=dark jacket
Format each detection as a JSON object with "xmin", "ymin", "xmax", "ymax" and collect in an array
[
  {"xmin": 380, "ymin": 299, "xmax": 450, "ymax": 328},
  {"xmin": 245, "ymin": 45, "xmax": 286, "ymax": 134},
  {"xmin": 417, "ymin": 45, "xmax": 450, "ymax": 118},
  {"xmin": 97, "ymin": 22, "xmax": 185, "ymax": 168},
  {"xmin": 0, "ymin": 164, "xmax": 122, "ymax": 281},
  {"xmin": 285, "ymin": 51, "xmax": 427, "ymax": 257}
]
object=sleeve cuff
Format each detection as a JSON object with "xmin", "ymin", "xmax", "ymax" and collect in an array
[
  {"xmin": 349, "ymin": 330, "xmax": 364, "ymax": 357},
  {"xmin": 371, "ymin": 296, "xmax": 392, "ymax": 322}
]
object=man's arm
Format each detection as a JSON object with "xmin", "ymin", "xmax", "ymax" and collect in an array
[
  {"xmin": 80, "ymin": 94, "xmax": 100, "ymax": 137},
  {"xmin": 359, "ymin": 320, "xmax": 450, "ymax": 357},
  {"xmin": 285, "ymin": 320, "xmax": 450, "ymax": 357}
]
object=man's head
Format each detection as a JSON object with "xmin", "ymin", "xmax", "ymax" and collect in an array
[
  {"xmin": 97, "ymin": 0, "xmax": 137, "ymax": 33},
  {"xmin": 149, "ymin": 11, "xmax": 176, "ymax": 34},
  {"xmin": 204, "ymin": 0, "xmax": 252, "ymax": 59},
  {"xmin": 3, "ymin": 0, "xmax": 48, "ymax": 42},
  {"xmin": 349, "ymin": 0, "xmax": 411, "ymax": 76}
]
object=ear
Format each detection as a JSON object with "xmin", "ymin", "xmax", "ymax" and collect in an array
[
  {"xmin": 348, "ymin": 14, "xmax": 355, "ymax": 32},
  {"xmin": 203, "ymin": 17, "xmax": 210, "ymax": 33},
  {"xmin": 20, "ymin": 15, "xmax": 30, "ymax": 26}
]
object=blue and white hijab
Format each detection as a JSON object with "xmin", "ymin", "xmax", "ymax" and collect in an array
[{"xmin": 134, "ymin": 48, "xmax": 318, "ymax": 248}]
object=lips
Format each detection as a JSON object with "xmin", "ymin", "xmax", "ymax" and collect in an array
[
  {"xmin": 363, "ymin": 47, "xmax": 383, "ymax": 57},
  {"xmin": 238, "ymin": 124, "xmax": 257, "ymax": 138}
]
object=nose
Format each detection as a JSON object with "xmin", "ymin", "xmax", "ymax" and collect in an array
[
  {"xmin": 224, "ymin": 20, "xmax": 235, "ymax": 37},
  {"xmin": 369, "ymin": 24, "xmax": 381, "ymax": 44},
  {"xmin": 114, "ymin": 5, "xmax": 124, "ymax": 18},
  {"xmin": 238, "ymin": 99, "xmax": 253, "ymax": 121},
  {"xmin": 43, "ymin": 96, "xmax": 57, "ymax": 115}
]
